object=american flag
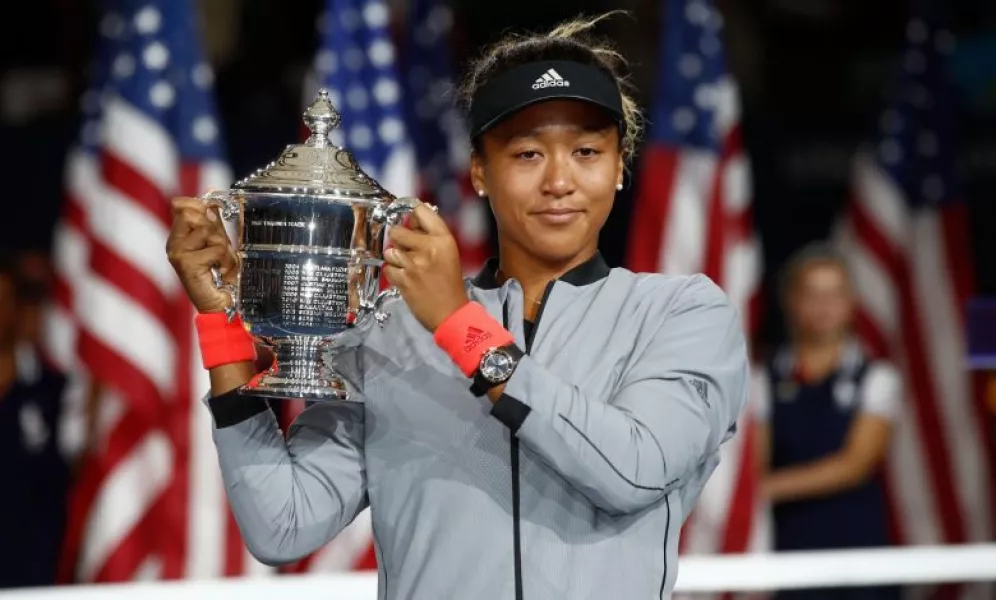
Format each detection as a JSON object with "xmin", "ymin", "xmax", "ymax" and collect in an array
[
  {"xmin": 401, "ymin": 0, "xmax": 491, "ymax": 274},
  {"xmin": 50, "ymin": 0, "xmax": 270, "ymax": 581},
  {"xmin": 625, "ymin": 0, "xmax": 764, "ymax": 567},
  {"xmin": 284, "ymin": 0, "xmax": 419, "ymax": 572},
  {"xmin": 311, "ymin": 0, "xmax": 416, "ymax": 198},
  {"xmin": 287, "ymin": 0, "xmax": 490, "ymax": 573},
  {"xmin": 833, "ymin": 3, "xmax": 992, "ymax": 578}
]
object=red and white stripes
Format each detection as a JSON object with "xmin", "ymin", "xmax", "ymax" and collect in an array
[
  {"xmin": 627, "ymin": 76, "xmax": 763, "ymax": 561},
  {"xmin": 837, "ymin": 150, "xmax": 991, "ymax": 551},
  {"xmin": 50, "ymin": 89, "xmax": 276, "ymax": 581}
]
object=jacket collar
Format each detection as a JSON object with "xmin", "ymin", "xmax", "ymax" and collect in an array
[
  {"xmin": 773, "ymin": 338, "xmax": 866, "ymax": 382},
  {"xmin": 471, "ymin": 252, "xmax": 611, "ymax": 290}
]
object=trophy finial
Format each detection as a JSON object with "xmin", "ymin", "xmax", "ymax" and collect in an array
[{"xmin": 303, "ymin": 88, "xmax": 341, "ymax": 148}]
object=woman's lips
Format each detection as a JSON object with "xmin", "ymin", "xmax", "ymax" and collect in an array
[{"xmin": 532, "ymin": 208, "xmax": 583, "ymax": 225}]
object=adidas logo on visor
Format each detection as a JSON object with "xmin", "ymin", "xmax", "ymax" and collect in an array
[{"xmin": 532, "ymin": 68, "xmax": 571, "ymax": 90}]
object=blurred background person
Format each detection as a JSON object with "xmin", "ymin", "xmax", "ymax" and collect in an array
[
  {"xmin": 755, "ymin": 244, "xmax": 901, "ymax": 600},
  {"xmin": 0, "ymin": 251, "xmax": 74, "ymax": 589},
  {"xmin": 14, "ymin": 248, "xmax": 90, "ymax": 472}
]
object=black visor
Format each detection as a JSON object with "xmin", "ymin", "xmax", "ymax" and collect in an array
[{"xmin": 468, "ymin": 60, "xmax": 624, "ymax": 139}]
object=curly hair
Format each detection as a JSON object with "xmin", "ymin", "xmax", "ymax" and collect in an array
[{"xmin": 456, "ymin": 11, "xmax": 644, "ymax": 164}]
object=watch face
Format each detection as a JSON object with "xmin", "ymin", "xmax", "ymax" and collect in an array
[{"xmin": 481, "ymin": 350, "xmax": 514, "ymax": 382}]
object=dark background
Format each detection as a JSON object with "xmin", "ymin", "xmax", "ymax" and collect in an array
[{"xmin": 2, "ymin": 0, "xmax": 994, "ymax": 349}]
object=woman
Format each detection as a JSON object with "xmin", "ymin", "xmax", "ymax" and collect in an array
[
  {"xmin": 756, "ymin": 244, "xmax": 900, "ymax": 599},
  {"xmin": 167, "ymin": 13, "xmax": 749, "ymax": 599}
]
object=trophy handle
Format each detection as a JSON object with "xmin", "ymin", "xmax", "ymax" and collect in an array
[
  {"xmin": 367, "ymin": 197, "xmax": 437, "ymax": 327},
  {"xmin": 201, "ymin": 190, "xmax": 241, "ymax": 323},
  {"xmin": 371, "ymin": 287, "xmax": 401, "ymax": 327},
  {"xmin": 370, "ymin": 195, "xmax": 425, "ymax": 226}
]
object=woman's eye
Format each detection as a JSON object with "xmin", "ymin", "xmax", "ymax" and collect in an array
[
  {"xmin": 576, "ymin": 147, "xmax": 600, "ymax": 157},
  {"xmin": 516, "ymin": 150, "xmax": 540, "ymax": 160}
]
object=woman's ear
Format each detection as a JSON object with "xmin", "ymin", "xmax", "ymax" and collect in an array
[{"xmin": 470, "ymin": 150, "xmax": 487, "ymax": 198}]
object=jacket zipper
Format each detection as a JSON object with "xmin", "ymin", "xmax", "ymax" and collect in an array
[{"xmin": 507, "ymin": 279, "xmax": 556, "ymax": 600}]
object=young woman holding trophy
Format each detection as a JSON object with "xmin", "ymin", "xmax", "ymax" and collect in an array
[{"xmin": 167, "ymin": 13, "xmax": 749, "ymax": 600}]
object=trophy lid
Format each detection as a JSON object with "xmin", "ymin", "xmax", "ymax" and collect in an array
[{"xmin": 232, "ymin": 89, "xmax": 392, "ymax": 201}]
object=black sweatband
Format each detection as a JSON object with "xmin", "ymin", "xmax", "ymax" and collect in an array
[
  {"xmin": 208, "ymin": 388, "xmax": 269, "ymax": 428},
  {"xmin": 469, "ymin": 60, "xmax": 624, "ymax": 139}
]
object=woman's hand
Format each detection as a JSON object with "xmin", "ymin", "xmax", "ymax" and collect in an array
[
  {"xmin": 382, "ymin": 203, "xmax": 469, "ymax": 332},
  {"xmin": 166, "ymin": 197, "xmax": 238, "ymax": 314}
]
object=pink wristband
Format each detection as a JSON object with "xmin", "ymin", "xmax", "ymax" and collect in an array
[
  {"xmin": 195, "ymin": 312, "xmax": 257, "ymax": 370},
  {"xmin": 433, "ymin": 302, "xmax": 515, "ymax": 377}
]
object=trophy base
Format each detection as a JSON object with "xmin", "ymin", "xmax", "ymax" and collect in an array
[
  {"xmin": 236, "ymin": 335, "xmax": 356, "ymax": 402},
  {"xmin": 238, "ymin": 376, "xmax": 352, "ymax": 402}
]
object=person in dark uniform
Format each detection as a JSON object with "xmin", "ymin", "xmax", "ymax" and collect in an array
[
  {"xmin": 756, "ymin": 244, "xmax": 901, "ymax": 600},
  {"xmin": 0, "ymin": 252, "xmax": 74, "ymax": 588}
]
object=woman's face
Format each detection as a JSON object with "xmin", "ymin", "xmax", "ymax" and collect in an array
[
  {"xmin": 787, "ymin": 261, "xmax": 854, "ymax": 343},
  {"xmin": 470, "ymin": 99, "xmax": 624, "ymax": 266}
]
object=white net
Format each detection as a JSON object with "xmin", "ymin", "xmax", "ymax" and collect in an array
[
  {"xmin": 673, "ymin": 545, "xmax": 996, "ymax": 600},
  {"xmin": 2, "ymin": 545, "xmax": 994, "ymax": 600}
]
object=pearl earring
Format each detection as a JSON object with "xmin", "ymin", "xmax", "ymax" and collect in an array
[
  {"xmin": 616, "ymin": 183, "xmax": 623, "ymax": 191},
  {"xmin": 477, "ymin": 189, "xmax": 486, "ymax": 197}
]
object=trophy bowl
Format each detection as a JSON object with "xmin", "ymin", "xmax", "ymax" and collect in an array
[{"xmin": 202, "ymin": 89, "xmax": 420, "ymax": 402}]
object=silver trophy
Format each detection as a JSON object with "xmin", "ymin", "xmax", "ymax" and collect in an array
[{"xmin": 202, "ymin": 89, "xmax": 421, "ymax": 401}]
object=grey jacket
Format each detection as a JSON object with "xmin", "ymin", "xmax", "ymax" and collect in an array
[{"xmin": 207, "ymin": 254, "xmax": 749, "ymax": 600}]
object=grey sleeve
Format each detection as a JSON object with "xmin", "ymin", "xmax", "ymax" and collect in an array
[
  {"xmin": 494, "ymin": 275, "xmax": 749, "ymax": 516},
  {"xmin": 208, "ymin": 392, "xmax": 368, "ymax": 565}
]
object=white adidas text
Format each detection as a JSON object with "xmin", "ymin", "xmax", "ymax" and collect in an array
[{"xmin": 532, "ymin": 68, "xmax": 570, "ymax": 90}]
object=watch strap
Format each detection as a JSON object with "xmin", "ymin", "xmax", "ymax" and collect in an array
[{"xmin": 469, "ymin": 343, "xmax": 524, "ymax": 397}]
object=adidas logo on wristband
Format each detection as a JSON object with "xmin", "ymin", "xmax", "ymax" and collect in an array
[
  {"xmin": 464, "ymin": 326, "xmax": 493, "ymax": 352},
  {"xmin": 532, "ymin": 68, "xmax": 570, "ymax": 90}
]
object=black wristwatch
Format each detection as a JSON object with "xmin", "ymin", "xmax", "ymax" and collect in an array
[{"xmin": 470, "ymin": 343, "xmax": 524, "ymax": 397}]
